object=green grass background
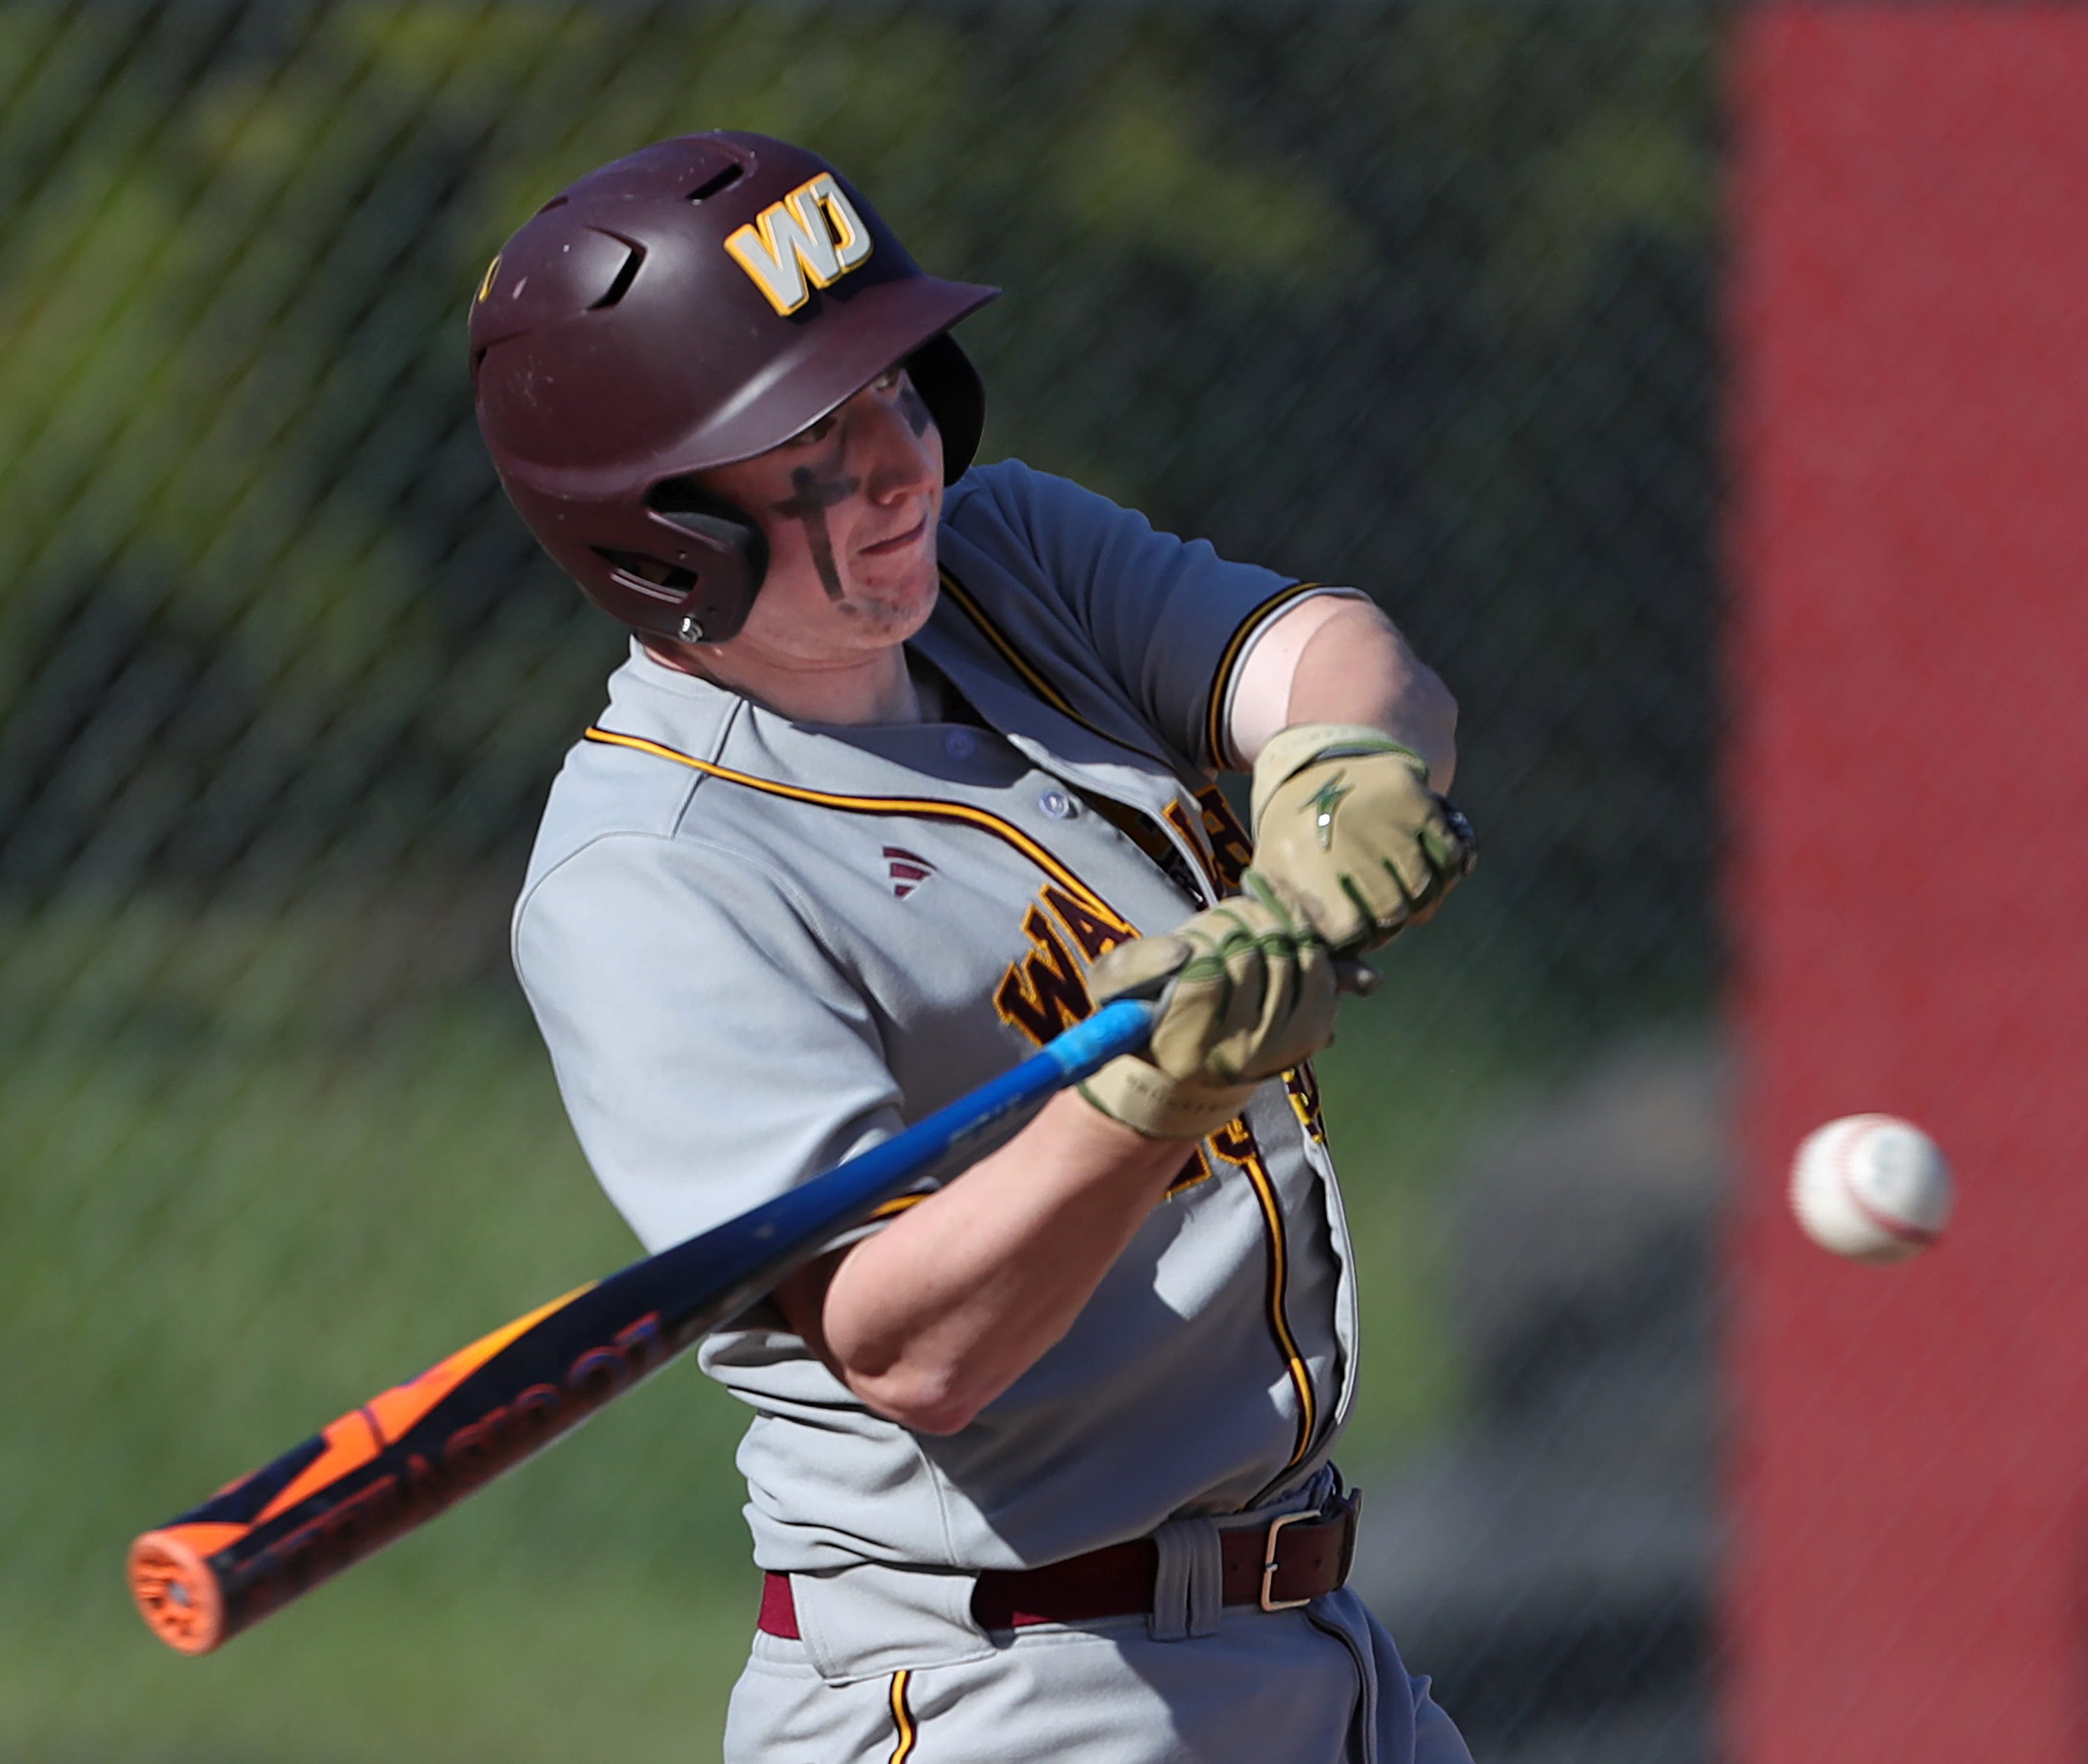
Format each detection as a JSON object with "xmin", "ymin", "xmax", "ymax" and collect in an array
[{"xmin": 1, "ymin": 900, "xmax": 1526, "ymax": 1761}]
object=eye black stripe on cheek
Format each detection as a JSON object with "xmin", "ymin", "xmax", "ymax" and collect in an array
[{"xmin": 771, "ymin": 464, "xmax": 861, "ymax": 601}]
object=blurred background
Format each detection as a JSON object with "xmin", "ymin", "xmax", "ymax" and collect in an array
[{"xmin": 4, "ymin": 5, "xmax": 2080, "ymax": 1761}]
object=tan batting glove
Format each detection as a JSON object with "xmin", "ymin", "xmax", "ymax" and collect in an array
[
  {"xmin": 1249, "ymin": 722, "xmax": 1476, "ymax": 953},
  {"xmin": 1077, "ymin": 878, "xmax": 1339, "ymax": 1141}
]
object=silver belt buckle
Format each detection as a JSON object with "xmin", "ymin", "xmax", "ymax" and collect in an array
[{"xmin": 1258, "ymin": 1509, "xmax": 1313, "ymax": 1612}]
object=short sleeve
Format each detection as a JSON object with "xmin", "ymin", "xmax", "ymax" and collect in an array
[
  {"xmin": 513, "ymin": 831, "xmax": 905, "ymax": 1257},
  {"xmin": 960, "ymin": 461, "xmax": 1334, "ymax": 772}
]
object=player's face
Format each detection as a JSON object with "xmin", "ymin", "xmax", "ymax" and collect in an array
[{"xmin": 700, "ymin": 367, "xmax": 944, "ymax": 667}]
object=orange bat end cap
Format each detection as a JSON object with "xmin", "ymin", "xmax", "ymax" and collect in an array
[{"xmin": 128, "ymin": 1530, "xmax": 228, "ymax": 1655}]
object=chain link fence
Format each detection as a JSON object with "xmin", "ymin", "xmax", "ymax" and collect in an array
[{"xmin": 1, "ymin": 5, "xmax": 1725, "ymax": 1759}]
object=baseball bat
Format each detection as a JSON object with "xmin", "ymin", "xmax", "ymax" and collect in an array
[{"xmin": 127, "ymin": 996, "xmax": 1159, "ymax": 1656}]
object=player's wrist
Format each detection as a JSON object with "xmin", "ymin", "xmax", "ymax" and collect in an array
[{"xmin": 1077, "ymin": 1065, "xmax": 1258, "ymax": 1142}]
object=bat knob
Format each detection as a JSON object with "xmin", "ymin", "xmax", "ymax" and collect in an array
[
  {"xmin": 1333, "ymin": 958, "xmax": 1379, "ymax": 998},
  {"xmin": 128, "ymin": 1531, "xmax": 228, "ymax": 1655}
]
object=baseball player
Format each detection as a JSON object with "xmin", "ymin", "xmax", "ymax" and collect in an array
[{"xmin": 473, "ymin": 132, "xmax": 1476, "ymax": 1763}]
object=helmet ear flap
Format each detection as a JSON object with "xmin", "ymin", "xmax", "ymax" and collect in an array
[{"xmin": 640, "ymin": 479, "xmax": 770, "ymax": 644}]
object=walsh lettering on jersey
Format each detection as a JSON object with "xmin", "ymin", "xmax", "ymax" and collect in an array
[
  {"xmin": 993, "ymin": 884, "xmax": 1134, "ymax": 1048},
  {"xmin": 724, "ymin": 173, "xmax": 874, "ymax": 315}
]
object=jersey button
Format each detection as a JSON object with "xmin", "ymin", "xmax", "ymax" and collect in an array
[
  {"xmin": 1038, "ymin": 788, "xmax": 1073, "ymax": 820},
  {"xmin": 944, "ymin": 729, "xmax": 976, "ymax": 761}
]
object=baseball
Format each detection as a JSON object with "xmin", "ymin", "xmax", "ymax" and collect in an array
[{"xmin": 1789, "ymin": 1114, "xmax": 1954, "ymax": 1263}]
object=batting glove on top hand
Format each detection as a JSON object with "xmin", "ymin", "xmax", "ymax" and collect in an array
[
  {"xmin": 1078, "ymin": 877, "xmax": 1339, "ymax": 1142},
  {"xmin": 1249, "ymin": 722, "xmax": 1476, "ymax": 953}
]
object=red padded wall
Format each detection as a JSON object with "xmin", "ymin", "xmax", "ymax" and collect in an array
[{"xmin": 1725, "ymin": 8, "xmax": 2088, "ymax": 1760}]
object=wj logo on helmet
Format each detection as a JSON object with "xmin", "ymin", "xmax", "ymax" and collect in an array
[{"xmin": 725, "ymin": 173, "xmax": 875, "ymax": 316}]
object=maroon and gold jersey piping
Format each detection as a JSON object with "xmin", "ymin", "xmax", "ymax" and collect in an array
[{"xmin": 581, "ymin": 726, "xmax": 1121, "ymax": 918}]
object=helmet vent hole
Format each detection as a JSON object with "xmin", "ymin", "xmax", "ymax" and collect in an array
[
  {"xmin": 686, "ymin": 166, "xmax": 744, "ymax": 203},
  {"xmin": 535, "ymin": 195, "xmax": 569, "ymax": 214},
  {"xmin": 593, "ymin": 548, "xmax": 696, "ymax": 595},
  {"xmin": 589, "ymin": 244, "xmax": 645, "ymax": 310}
]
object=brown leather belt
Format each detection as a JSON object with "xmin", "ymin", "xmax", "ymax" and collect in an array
[{"xmin": 757, "ymin": 1490, "xmax": 1361, "ymax": 1638}]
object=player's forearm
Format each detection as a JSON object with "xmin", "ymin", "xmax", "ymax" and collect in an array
[
  {"xmin": 1281, "ymin": 600, "xmax": 1458, "ymax": 787},
  {"xmin": 796, "ymin": 1090, "xmax": 1187, "ymax": 1434}
]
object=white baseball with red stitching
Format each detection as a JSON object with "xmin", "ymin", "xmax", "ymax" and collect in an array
[{"xmin": 1789, "ymin": 1114, "xmax": 1954, "ymax": 1264}]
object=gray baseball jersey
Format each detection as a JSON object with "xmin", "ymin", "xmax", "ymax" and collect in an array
[{"xmin": 514, "ymin": 460, "xmax": 1469, "ymax": 1763}]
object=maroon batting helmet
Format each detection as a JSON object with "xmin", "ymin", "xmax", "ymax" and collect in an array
[{"xmin": 470, "ymin": 132, "xmax": 998, "ymax": 643}]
